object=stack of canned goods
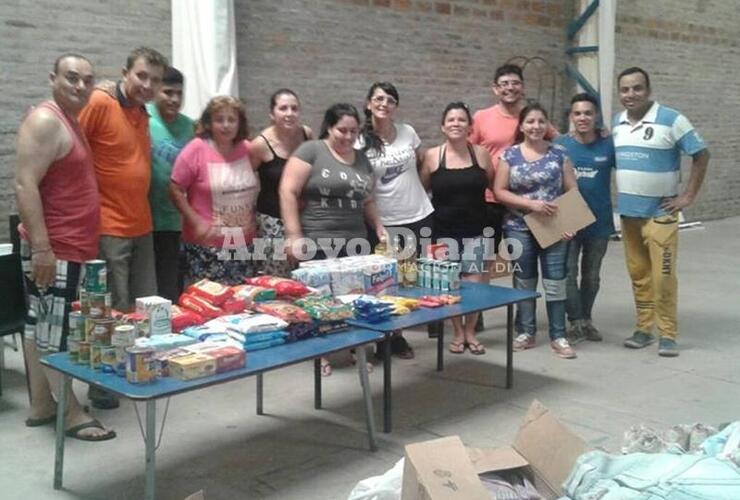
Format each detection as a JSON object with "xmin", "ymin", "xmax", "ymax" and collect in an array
[
  {"xmin": 68, "ymin": 260, "xmax": 154, "ymax": 383},
  {"xmin": 415, "ymin": 258, "xmax": 461, "ymax": 291}
]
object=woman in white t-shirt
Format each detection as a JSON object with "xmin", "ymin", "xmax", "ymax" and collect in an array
[{"xmin": 357, "ymin": 82, "xmax": 435, "ymax": 360}]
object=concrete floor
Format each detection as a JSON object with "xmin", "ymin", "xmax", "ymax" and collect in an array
[{"xmin": 1, "ymin": 216, "xmax": 738, "ymax": 500}]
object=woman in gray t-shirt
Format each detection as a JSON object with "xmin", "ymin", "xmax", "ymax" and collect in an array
[
  {"xmin": 280, "ymin": 103, "xmax": 384, "ymax": 259},
  {"xmin": 280, "ymin": 103, "xmax": 384, "ymax": 377}
]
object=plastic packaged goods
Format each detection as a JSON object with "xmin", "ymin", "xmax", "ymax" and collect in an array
[
  {"xmin": 135, "ymin": 296, "xmax": 172, "ymax": 336},
  {"xmin": 135, "ymin": 333, "xmax": 198, "ymax": 351},
  {"xmin": 293, "ymin": 295, "xmax": 354, "ymax": 321},
  {"xmin": 291, "ymin": 267, "xmax": 332, "ymax": 295},
  {"xmin": 206, "ymin": 313, "xmax": 289, "ymax": 334},
  {"xmin": 353, "ymin": 296, "xmax": 394, "ymax": 323},
  {"xmin": 221, "ymin": 296, "xmax": 247, "ymax": 314},
  {"xmin": 230, "ymin": 284, "xmax": 276, "ymax": 303},
  {"xmin": 170, "ymin": 305, "xmax": 205, "ymax": 333},
  {"xmin": 245, "ymin": 275, "xmax": 310, "ymax": 298},
  {"xmin": 186, "ymin": 279, "xmax": 233, "ymax": 305},
  {"xmin": 179, "ymin": 293, "xmax": 224, "ymax": 319},
  {"xmin": 252, "ymin": 301, "xmax": 312, "ymax": 324}
]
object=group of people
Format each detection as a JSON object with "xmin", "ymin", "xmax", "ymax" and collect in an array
[{"xmin": 13, "ymin": 45, "xmax": 709, "ymax": 443}]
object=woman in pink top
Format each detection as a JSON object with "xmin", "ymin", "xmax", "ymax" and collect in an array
[{"xmin": 171, "ymin": 96, "xmax": 260, "ymax": 285}]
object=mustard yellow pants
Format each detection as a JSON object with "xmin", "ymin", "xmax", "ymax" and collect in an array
[{"xmin": 621, "ymin": 215, "xmax": 679, "ymax": 339}]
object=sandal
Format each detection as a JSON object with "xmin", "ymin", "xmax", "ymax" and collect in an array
[
  {"xmin": 466, "ymin": 342, "xmax": 486, "ymax": 355},
  {"xmin": 25, "ymin": 414, "xmax": 57, "ymax": 427},
  {"xmin": 448, "ymin": 341, "xmax": 465, "ymax": 354},
  {"xmin": 64, "ymin": 419, "xmax": 116, "ymax": 442},
  {"xmin": 390, "ymin": 335, "xmax": 415, "ymax": 360}
]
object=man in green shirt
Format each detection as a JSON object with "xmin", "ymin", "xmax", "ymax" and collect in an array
[{"xmin": 146, "ymin": 66, "xmax": 194, "ymax": 301}]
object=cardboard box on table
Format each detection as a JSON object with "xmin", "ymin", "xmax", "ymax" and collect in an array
[{"xmin": 401, "ymin": 401, "xmax": 588, "ymax": 500}]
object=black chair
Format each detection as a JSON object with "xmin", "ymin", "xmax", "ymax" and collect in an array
[
  {"xmin": 0, "ymin": 252, "xmax": 27, "ymax": 397},
  {"xmin": 9, "ymin": 214, "xmax": 21, "ymax": 253}
]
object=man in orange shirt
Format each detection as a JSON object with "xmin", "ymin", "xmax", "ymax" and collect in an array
[{"xmin": 79, "ymin": 46, "xmax": 167, "ymax": 408}]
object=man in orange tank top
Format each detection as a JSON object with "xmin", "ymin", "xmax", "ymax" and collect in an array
[{"xmin": 14, "ymin": 54, "xmax": 115, "ymax": 441}]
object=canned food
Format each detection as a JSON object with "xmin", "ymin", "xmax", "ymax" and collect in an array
[
  {"xmin": 68, "ymin": 337, "xmax": 80, "ymax": 363},
  {"xmin": 114, "ymin": 346, "xmax": 127, "ymax": 377},
  {"xmin": 90, "ymin": 343, "xmax": 103, "ymax": 370},
  {"xmin": 101, "ymin": 346, "xmax": 117, "ymax": 366},
  {"xmin": 87, "ymin": 318, "xmax": 115, "ymax": 344},
  {"xmin": 126, "ymin": 346, "xmax": 156, "ymax": 384},
  {"xmin": 68, "ymin": 311, "xmax": 85, "ymax": 341},
  {"xmin": 84, "ymin": 259, "xmax": 107, "ymax": 293},
  {"xmin": 112, "ymin": 324, "xmax": 137, "ymax": 347},
  {"xmin": 79, "ymin": 289, "xmax": 89, "ymax": 316},
  {"xmin": 87, "ymin": 292, "xmax": 111, "ymax": 319},
  {"xmin": 122, "ymin": 313, "xmax": 149, "ymax": 337},
  {"xmin": 78, "ymin": 341, "xmax": 91, "ymax": 365}
]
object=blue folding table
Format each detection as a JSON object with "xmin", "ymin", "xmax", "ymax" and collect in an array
[
  {"xmin": 347, "ymin": 282, "xmax": 540, "ymax": 432},
  {"xmin": 41, "ymin": 328, "xmax": 384, "ymax": 500}
]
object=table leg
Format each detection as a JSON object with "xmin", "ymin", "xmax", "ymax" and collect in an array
[
  {"xmin": 314, "ymin": 358, "xmax": 322, "ymax": 410},
  {"xmin": 256, "ymin": 374, "xmax": 263, "ymax": 415},
  {"xmin": 383, "ymin": 332, "xmax": 392, "ymax": 433},
  {"xmin": 356, "ymin": 347, "xmax": 377, "ymax": 451},
  {"xmin": 53, "ymin": 375, "xmax": 69, "ymax": 490},
  {"xmin": 506, "ymin": 304, "xmax": 513, "ymax": 389},
  {"xmin": 436, "ymin": 321, "xmax": 444, "ymax": 372},
  {"xmin": 145, "ymin": 400, "xmax": 156, "ymax": 500}
]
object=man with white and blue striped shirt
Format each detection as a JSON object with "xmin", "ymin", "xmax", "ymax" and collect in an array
[{"xmin": 613, "ymin": 67, "xmax": 710, "ymax": 357}]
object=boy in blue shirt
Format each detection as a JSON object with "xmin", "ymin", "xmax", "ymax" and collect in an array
[{"xmin": 555, "ymin": 93, "xmax": 615, "ymax": 344}]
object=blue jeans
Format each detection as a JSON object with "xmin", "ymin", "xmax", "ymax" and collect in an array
[
  {"xmin": 505, "ymin": 230, "xmax": 567, "ymax": 340},
  {"xmin": 565, "ymin": 237, "xmax": 609, "ymax": 322}
]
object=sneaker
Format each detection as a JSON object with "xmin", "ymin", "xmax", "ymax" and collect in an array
[
  {"xmin": 624, "ymin": 331, "xmax": 656, "ymax": 349},
  {"xmin": 566, "ymin": 321, "xmax": 586, "ymax": 345},
  {"xmin": 582, "ymin": 321, "xmax": 603, "ymax": 342},
  {"xmin": 513, "ymin": 333, "xmax": 536, "ymax": 351},
  {"xmin": 551, "ymin": 338, "xmax": 577, "ymax": 359},
  {"xmin": 658, "ymin": 337, "xmax": 679, "ymax": 357}
]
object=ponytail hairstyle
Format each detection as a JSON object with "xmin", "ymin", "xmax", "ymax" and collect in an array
[
  {"xmin": 360, "ymin": 81, "xmax": 400, "ymax": 154},
  {"xmin": 514, "ymin": 102, "xmax": 548, "ymax": 144}
]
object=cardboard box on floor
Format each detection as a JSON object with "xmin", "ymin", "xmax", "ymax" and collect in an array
[{"xmin": 401, "ymin": 400, "xmax": 589, "ymax": 500}]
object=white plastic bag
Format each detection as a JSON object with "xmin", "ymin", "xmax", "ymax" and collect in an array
[{"xmin": 347, "ymin": 458, "xmax": 404, "ymax": 500}]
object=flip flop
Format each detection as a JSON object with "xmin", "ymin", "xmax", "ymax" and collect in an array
[
  {"xmin": 65, "ymin": 419, "xmax": 116, "ymax": 442},
  {"xmin": 25, "ymin": 414, "xmax": 57, "ymax": 427},
  {"xmin": 448, "ymin": 341, "xmax": 465, "ymax": 354},
  {"xmin": 466, "ymin": 342, "xmax": 486, "ymax": 355}
]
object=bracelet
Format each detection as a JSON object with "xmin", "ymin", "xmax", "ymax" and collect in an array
[{"xmin": 31, "ymin": 247, "xmax": 52, "ymax": 255}]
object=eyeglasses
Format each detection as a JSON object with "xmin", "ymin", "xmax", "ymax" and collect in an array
[
  {"xmin": 496, "ymin": 80, "xmax": 523, "ymax": 88},
  {"xmin": 371, "ymin": 95, "xmax": 398, "ymax": 106}
]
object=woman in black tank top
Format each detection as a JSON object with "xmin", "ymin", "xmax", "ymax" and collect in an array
[
  {"xmin": 420, "ymin": 102, "xmax": 494, "ymax": 355},
  {"xmin": 250, "ymin": 89, "xmax": 312, "ymax": 277}
]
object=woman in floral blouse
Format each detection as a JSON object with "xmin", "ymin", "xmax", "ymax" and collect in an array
[{"xmin": 494, "ymin": 103, "xmax": 579, "ymax": 359}]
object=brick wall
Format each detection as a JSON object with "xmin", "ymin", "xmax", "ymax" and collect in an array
[
  {"xmin": 0, "ymin": 0, "xmax": 172, "ymax": 243},
  {"xmin": 613, "ymin": 0, "xmax": 740, "ymax": 221},
  {"xmin": 0, "ymin": 0, "xmax": 737, "ymax": 242},
  {"xmin": 235, "ymin": 0, "xmax": 569, "ymax": 141}
]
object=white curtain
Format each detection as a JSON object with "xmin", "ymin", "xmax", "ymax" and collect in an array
[{"xmin": 171, "ymin": 0, "xmax": 239, "ymax": 120}]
